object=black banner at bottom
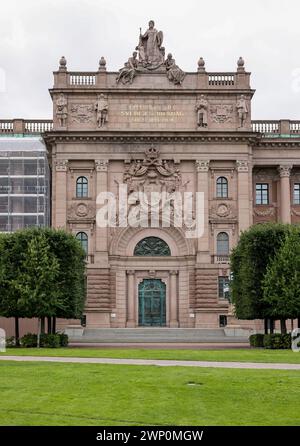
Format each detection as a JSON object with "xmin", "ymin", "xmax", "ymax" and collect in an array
[{"xmin": 0, "ymin": 426, "xmax": 298, "ymax": 443}]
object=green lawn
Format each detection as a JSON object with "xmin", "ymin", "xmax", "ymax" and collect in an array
[
  {"xmin": 1, "ymin": 347, "xmax": 300, "ymax": 363},
  {"xmin": 0, "ymin": 360, "xmax": 299, "ymax": 425}
]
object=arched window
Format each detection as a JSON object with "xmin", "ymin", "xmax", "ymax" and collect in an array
[
  {"xmin": 76, "ymin": 232, "xmax": 88, "ymax": 254},
  {"xmin": 217, "ymin": 232, "xmax": 229, "ymax": 255},
  {"xmin": 76, "ymin": 176, "xmax": 88, "ymax": 198},
  {"xmin": 216, "ymin": 177, "xmax": 228, "ymax": 198},
  {"xmin": 134, "ymin": 237, "xmax": 171, "ymax": 256}
]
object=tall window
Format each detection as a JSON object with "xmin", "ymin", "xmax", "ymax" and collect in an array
[
  {"xmin": 218, "ymin": 276, "xmax": 229, "ymax": 299},
  {"xmin": 76, "ymin": 176, "xmax": 88, "ymax": 198},
  {"xmin": 294, "ymin": 183, "xmax": 300, "ymax": 205},
  {"xmin": 256, "ymin": 183, "xmax": 269, "ymax": 205},
  {"xmin": 216, "ymin": 177, "xmax": 228, "ymax": 198},
  {"xmin": 217, "ymin": 232, "xmax": 229, "ymax": 255},
  {"xmin": 76, "ymin": 232, "xmax": 88, "ymax": 254}
]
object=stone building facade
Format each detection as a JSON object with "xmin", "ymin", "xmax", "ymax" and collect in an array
[{"xmin": 2, "ymin": 22, "xmax": 300, "ymax": 335}]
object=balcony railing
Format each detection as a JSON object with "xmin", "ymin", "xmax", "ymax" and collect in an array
[
  {"xmin": 252, "ymin": 120, "xmax": 300, "ymax": 136},
  {"xmin": 69, "ymin": 72, "xmax": 96, "ymax": 86},
  {"xmin": 212, "ymin": 255, "xmax": 229, "ymax": 264},
  {"xmin": 208, "ymin": 73, "xmax": 235, "ymax": 86},
  {"xmin": 0, "ymin": 119, "xmax": 53, "ymax": 134}
]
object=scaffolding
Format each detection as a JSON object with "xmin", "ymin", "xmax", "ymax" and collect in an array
[{"xmin": 0, "ymin": 136, "xmax": 50, "ymax": 232}]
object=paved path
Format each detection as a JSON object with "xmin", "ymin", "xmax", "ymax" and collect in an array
[
  {"xmin": 70, "ymin": 342, "xmax": 250, "ymax": 349},
  {"xmin": 0, "ymin": 355, "xmax": 299, "ymax": 370}
]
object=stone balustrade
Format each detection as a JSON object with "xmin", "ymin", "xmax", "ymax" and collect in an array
[
  {"xmin": 0, "ymin": 119, "xmax": 53, "ymax": 134},
  {"xmin": 252, "ymin": 120, "xmax": 300, "ymax": 136}
]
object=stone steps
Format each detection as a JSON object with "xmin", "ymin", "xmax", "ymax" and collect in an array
[{"xmin": 67, "ymin": 328, "xmax": 249, "ymax": 343}]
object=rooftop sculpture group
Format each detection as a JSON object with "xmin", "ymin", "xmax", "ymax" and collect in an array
[{"xmin": 116, "ymin": 20, "xmax": 185, "ymax": 86}]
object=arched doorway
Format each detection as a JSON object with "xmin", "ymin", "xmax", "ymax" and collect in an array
[{"xmin": 138, "ymin": 279, "xmax": 166, "ymax": 326}]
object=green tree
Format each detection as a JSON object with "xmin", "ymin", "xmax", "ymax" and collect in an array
[
  {"xmin": 230, "ymin": 223, "xmax": 290, "ymax": 330},
  {"xmin": 263, "ymin": 228, "xmax": 300, "ymax": 333},
  {"xmin": 0, "ymin": 228, "xmax": 86, "ymax": 344}
]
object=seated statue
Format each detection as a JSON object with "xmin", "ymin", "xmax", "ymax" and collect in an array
[
  {"xmin": 116, "ymin": 52, "xmax": 138, "ymax": 85},
  {"xmin": 165, "ymin": 53, "xmax": 185, "ymax": 85}
]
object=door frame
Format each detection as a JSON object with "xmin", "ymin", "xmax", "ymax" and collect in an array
[
  {"xmin": 135, "ymin": 272, "xmax": 170, "ymax": 327},
  {"xmin": 138, "ymin": 278, "xmax": 167, "ymax": 327}
]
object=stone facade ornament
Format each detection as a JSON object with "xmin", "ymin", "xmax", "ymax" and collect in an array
[
  {"xmin": 67, "ymin": 202, "xmax": 96, "ymax": 220},
  {"xmin": 55, "ymin": 160, "xmax": 68, "ymax": 172},
  {"xmin": 70, "ymin": 104, "xmax": 94, "ymax": 124},
  {"xmin": 95, "ymin": 159, "xmax": 109, "ymax": 172},
  {"xmin": 116, "ymin": 52, "xmax": 138, "ymax": 85},
  {"xmin": 99, "ymin": 56, "xmax": 106, "ymax": 72},
  {"xmin": 210, "ymin": 104, "xmax": 233, "ymax": 124},
  {"xmin": 237, "ymin": 57, "xmax": 245, "ymax": 72},
  {"xmin": 278, "ymin": 165, "xmax": 292, "ymax": 177},
  {"xmin": 253, "ymin": 207, "xmax": 275, "ymax": 217},
  {"xmin": 236, "ymin": 95, "xmax": 248, "ymax": 128},
  {"xmin": 56, "ymin": 93, "xmax": 68, "ymax": 127},
  {"xmin": 195, "ymin": 160, "xmax": 210, "ymax": 172},
  {"xmin": 210, "ymin": 203, "xmax": 236, "ymax": 219},
  {"xmin": 59, "ymin": 56, "xmax": 67, "ymax": 71},
  {"xmin": 94, "ymin": 94, "xmax": 108, "ymax": 128},
  {"xmin": 165, "ymin": 53, "xmax": 185, "ymax": 85},
  {"xmin": 197, "ymin": 57, "xmax": 205, "ymax": 72},
  {"xmin": 236, "ymin": 160, "xmax": 249, "ymax": 172},
  {"xmin": 195, "ymin": 95, "xmax": 208, "ymax": 128}
]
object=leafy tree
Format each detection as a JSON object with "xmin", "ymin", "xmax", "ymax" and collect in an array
[
  {"xmin": 263, "ymin": 228, "xmax": 300, "ymax": 333},
  {"xmin": 230, "ymin": 223, "xmax": 289, "ymax": 324},
  {"xmin": 0, "ymin": 228, "xmax": 86, "ymax": 344}
]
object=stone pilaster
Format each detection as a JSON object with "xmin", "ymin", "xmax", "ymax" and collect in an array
[
  {"xmin": 278, "ymin": 165, "xmax": 292, "ymax": 223},
  {"xmin": 236, "ymin": 160, "xmax": 251, "ymax": 232},
  {"xmin": 169, "ymin": 270, "xmax": 178, "ymax": 328},
  {"xmin": 95, "ymin": 159, "xmax": 109, "ymax": 265},
  {"xmin": 55, "ymin": 160, "xmax": 68, "ymax": 228},
  {"xmin": 195, "ymin": 160, "xmax": 210, "ymax": 263},
  {"xmin": 126, "ymin": 270, "xmax": 136, "ymax": 327}
]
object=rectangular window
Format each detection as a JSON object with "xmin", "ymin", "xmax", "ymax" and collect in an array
[
  {"xmin": 294, "ymin": 183, "xmax": 300, "ymax": 205},
  {"xmin": 256, "ymin": 183, "xmax": 269, "ymax": 205},
  {"xmin": 219, "ymin": 315, "xmax": 227, "ymax": 328},
  {"xmin": 218, "ymin": 276, "xmax": 229, "ymax": 299}
]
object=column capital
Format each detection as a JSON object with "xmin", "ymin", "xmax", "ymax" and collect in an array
[
  {"xmin": 236, "ymin": 160, "xmax": 248, "ymax": 172},
  {"xmin": 95, "ymin": 159, "xmax": 108, "ymax": 172},
  {"xmin": 126, "ymin": 270, "xmax": 135, "ymax": 276},
  {"xmin": 55, "ymin": 159, "xmax": 68, "ymax": 172},
  {"xmin": 278, "ymin": 164, "xmax": 293, "ymax": 178},
  {"xmin": 196, "ymin": 160, "xmax": 210, "ymax": 172},
  {"xmin": 170, "ymin": 270, "xmax": 178, "ymax": 275}
]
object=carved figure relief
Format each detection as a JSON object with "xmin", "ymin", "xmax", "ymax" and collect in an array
[
  {"xmin": 94, "ymin": 94, "xmax": 108, "ymax": 127},
  {"xmin": 70, "ymin": 104, "xmax": 94, "ymax": 124},
  {"xmin": 56, "ymin": 93, "xmax": 68, "ymax": 127},
  {"xmin": 195, "ymin": 95, "xmax": 208, "ymax": 128},
  {"xmin": 236, "ymin": 95, "xmax": 248, "ymax": 128}
]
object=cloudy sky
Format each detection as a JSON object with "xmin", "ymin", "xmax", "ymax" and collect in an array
[{"xmin": 0, "ymin": 0, "xmax": 300, "ymax": 120}]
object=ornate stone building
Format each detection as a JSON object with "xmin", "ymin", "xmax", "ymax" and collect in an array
[{"xmin": 2, "ymin": 21, "xmax": 300, "ymax": 338}]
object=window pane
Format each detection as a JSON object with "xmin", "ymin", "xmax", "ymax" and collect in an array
[
  {"xmin": 294, "ymin": 184, "xmax": 300, "ymax": 205},
  {"xmin": 76, "ymin": 177, "xmax": 88, "ymax": 198},
  {"xmin": 256, "ymin": 183, "xmax": 269, "ymax": 205},
  {"xmin": 217, "ymin": 233, "xmax": 229, "ymax": 255}
]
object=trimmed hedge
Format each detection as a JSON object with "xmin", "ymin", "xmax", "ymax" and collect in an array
[
  {"xmin": 264, "ymin": 333, "xmax": 291, "ymax": 349},
  {"xmin": 20, "ymin": 332, "xmax": 69, "ymax": 348},
  {"xmin": 249, "ymin": 334, "xmax": 265, "ymax": 348},
  {"xmin": 58, "ymin": 333, "xmax": 69, "ymax": 347},
  {"xmin": 20, "ymin": 333, "xmax": 37, "ymax": 348}
]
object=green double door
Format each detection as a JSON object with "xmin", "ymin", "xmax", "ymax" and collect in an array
[{"xmin": 138, "ymin": 279, "xmax": 166, "ymax": 326}]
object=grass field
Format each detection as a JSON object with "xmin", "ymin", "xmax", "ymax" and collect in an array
[
  {"xmin": 1, "ymin": 347, "xmax": 300, "ymax": 363},
  {"xmin": 0, "ymin": 360, "xmax": 299, "ymax": 426}
]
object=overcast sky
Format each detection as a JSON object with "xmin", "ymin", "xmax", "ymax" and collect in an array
[{"xmin": 0, "ymin": 0, "xmax": 300, "ymax": 120}]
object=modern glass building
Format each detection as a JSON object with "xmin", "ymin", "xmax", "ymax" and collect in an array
[{"xmin": 0, "ymin": 133, "xmax": 50, "ymax": 232}]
